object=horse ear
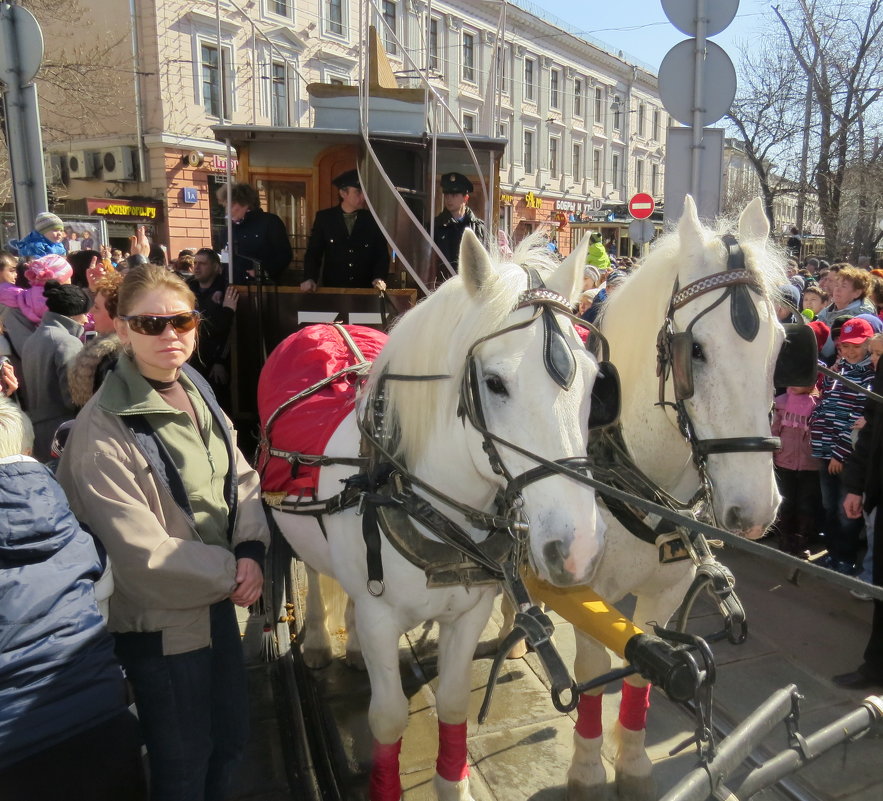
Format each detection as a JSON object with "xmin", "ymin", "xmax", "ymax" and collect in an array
[
  {"xmin": 678, "ymin": 195, "xmax": 703, "ymax": 250},
  {"xmin": 546, "ymin": 235, "xmax": 588, "ymax": 301},
  {"xmin": 738, "ymin": 197, "xmax": 770, "ymax": 242},
  {"xmin": 459, "ymin": 229, "xmax": 497, "ymax": 297}
]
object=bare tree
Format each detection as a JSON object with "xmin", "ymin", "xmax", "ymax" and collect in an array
[{"xmin": 773, "ymin": 0, "xmax": 883, "ymax": 259}]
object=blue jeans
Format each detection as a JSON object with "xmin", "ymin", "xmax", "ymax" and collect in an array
[
  {"xmin": 115, "ymin": 601, "xmax": 249, "ymax": 801},
  {"xmin": 818, "ymin": 461, "xmax": 864, "ymax": 565}
]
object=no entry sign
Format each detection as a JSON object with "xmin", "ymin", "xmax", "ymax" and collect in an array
[{"xmin": 628, "ymin": 193, "xmax": 655, "ymax": 219}]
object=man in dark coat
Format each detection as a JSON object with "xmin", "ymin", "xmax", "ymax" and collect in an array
[
  {"xmin": 300, "ymin": 170, "xmax": 389, "ymax": 291},
  {"xmin": 217, "ymin": 183, "xmax": 292, "ymax": 284},
  {"xmin": 432, "ymin": 172, "xmax": 486, "ymax": 276},
  {"xmin": 838, "ymin": 359, "xmax": 883, "ymax": 690}
]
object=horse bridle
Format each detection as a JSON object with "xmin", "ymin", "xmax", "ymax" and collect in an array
[{"xmin": 656, "ymin": 235, "xmax": 781, "ymax": 496}]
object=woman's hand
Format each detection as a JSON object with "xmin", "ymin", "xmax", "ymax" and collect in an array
[
  {"xmin": 230, "ymin": 557, "xmax": 263, "ymax": 607},
  {"xmin": 0, "ymin": 360, "xmax": 18, "ymax": 396},
  {"xmin": 86, "ymin": 256, "xmax": 107, "ymax": 291}
]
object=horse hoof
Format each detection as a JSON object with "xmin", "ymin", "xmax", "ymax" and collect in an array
[
  {"xmin": 302, "ymin": 645, "xmax": 332, "ymax": 669},
  {"xmin": 566, "ymin": 780, "xmax": 608, "ymax": 801},
  {"xmin": 615, "ymin": 773, "xmax": 656, "ymax": 801},
  {"xmin": 506, "ymin": 640, "xmax": 528, "ymax": 659},
  {"xmin": 345, "ymin": 649, "xmax": 367, "ymax": 671}
]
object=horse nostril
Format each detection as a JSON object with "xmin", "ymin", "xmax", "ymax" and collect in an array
[
  {"xmin": 543, "ymin": 540, "xmax": 567, "ymax": 572},
  {"xmin": 723, "ymin": 506, "xmax": 744, "ymax": 531}
]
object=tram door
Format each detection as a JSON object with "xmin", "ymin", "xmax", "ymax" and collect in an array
[{"xmin": 254, "ymin": 178, "xmax": 308, "ymax": 283}]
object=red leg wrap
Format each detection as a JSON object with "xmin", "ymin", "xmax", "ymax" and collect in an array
[
  {"xmin": 370, "ymin": 739, "xmax": 403, "ymax": 801},
  {"xmin": 574, "ymin": 692, "xmax": 603, "ymax": 740},
  {"xmin": 619, "ymin": 682, "xmax": 651, "ymax": 732},
  {"xmin": 436, "ymin": 720, "xmax": 470, "ymax": 782}
]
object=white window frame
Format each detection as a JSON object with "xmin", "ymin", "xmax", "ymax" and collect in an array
[
  {"xmin": 323, "ymin": 0, "xmax": 346, "ymax": 40},
  {"xmin": 462, "ymin": 112, "xmax": 476, "ymax": 133},
  {"xmin": 594, "ymin": 86, "xmax": 602, "ymax": 124},
  {"xmin": 523, "ymin": 128, "xmax": 535, "ymax": 173},
  {"xmin": 194, "ymin": 36, "xmax": 235, "ymax": 121},
  {"xmin": 592, "ymin": 148, "xmax": 602, "ymax": 186},
  {"xmin": 269, "ymin": 59, "xmax": 290, "ymax": 126},
  {"xmin": 524, "ymin": 57, "xmax": 536, "ymax": 102},
  {"xmin": 429, "ymin": 17, "xmax": 441, "ymax": 73},
  {"xmin": 381, "ymin": 0, "xmax": 398, "ymax": 56},
  {"xmin": 638, "ymin": 103, "xmax": 646, "ymax": 138},
  {"xmin": 265, "ymin": 0, "xmax": 294, "ymax": 21},
  {"xmin": 572, "ymin": 141, "xmax": 582, "ymax": 181},
  {"xmin": 550, "ymin": 68, "xmax": 560, "ymax": 110},
  {"xmin": 653, "ymin": 108, "xmax": 660, "ymax": 141},
  {"xmin": 495, "ymin": 45, "xmax": 510, "ymax": 95},
  {"xmin": 549, "ymin": 136, "xmax": 560, "ymax": 177},
  {"xmin": 635, "ymin": 158, "xmax": 644, "ymax": 192},
  {"xmin": 573, "ymin": 78, "xmax": 583, "ymax": 119},
  {"xmin": 612, "ymin": 153, "xmax": 620, "ymax": 190},
  {"xmin": 462, "ymin": 30, "xmax": 476, "ymax": 83},
  {"xmin": 499, "ymin": 120, "xmax": 509, "ymax": 169},
  {"xmin": 651, "ymin": 162, "xmax": 659, "ymax": 195}
]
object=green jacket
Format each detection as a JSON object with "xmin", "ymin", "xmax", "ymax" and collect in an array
[
  {"xmin": 57, "ymin": 354, "xmax": 269, "ymax": 655},
  {"xmin": 587, "ymin": 241, "xmax": 611, "ymax": 271}
]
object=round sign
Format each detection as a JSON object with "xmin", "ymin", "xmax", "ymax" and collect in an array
[
  {"xmin": 658, "ymin": 39, "xmax": 737, "ymax": 127},
  {"xmin": 629, "ymin": 193, "xmax": 655, "ymax": 220},
  {"xmin": 629, "ymin": 218, "xmax": 655, "ymax": 244},
  {"xmin": 0, "ymin": 4, "xmax": 44, "ymax": 88},
  {"xmin": 661, "ymin": 0, "xmax": 739, "ymax": 38}
]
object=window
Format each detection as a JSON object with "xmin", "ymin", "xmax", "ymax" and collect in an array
[
  {"xmin": 499, "ymin": 121, "xmax": 509, "ymax": 169},
  {"xmin": 638, "ymin": 103, "xmax": 646, "ymax": 137},
  {"xmin": 550, "ymin": 69, "xmax": 560, "ymax": 109},
  {"xmin": 524, "ymin": 58, "xmax": 535, "ymax": 101},
  {"xmin": 594, "ymin": 87, "xmax": 602, "ymax": 123},
  {"xmin": 572, "ymin": 142, "xmax": 582, "ymax": 181},
  {"xmin": 495, "ymin": 47, "xmax": 509, "ymax": 94},
  {"xmin": 573, "ymin": 78, "xmax": 582, "ymax": 118},
  {"xmin": 329, "ymin": 76, "xmax": 348, "ymax": 86},
  {"xmin": 326, "ymin": 0, "xmax": 343, "ymax": 37},
  {"xmin": 592, "ymin": 149, "xmax": 601, "ymax": 186},
  {"xmin": 462, "ymin": 32, "xmax": 475, "ymax": 82},
  {"xmin": 651, "ymin": 163, "xmax": 659, "ymax": 196},
  {"xmin": 382, "ymin": 0, "xmax": 397, "ymax": 55},
  {"xmin": 462, "ymin": 113, "xmax": 475, "ymax": 133},
  {"xmin": 549, "ymin": 137, "xmax": 559, "ymax": 177},
  {"xmin": 270, "ymin": 0, "xmax": 292, "ymax": 18},
  {"xmin": 635, "ymin": 158, "xmax": 644, "ymax": 192},
  {"xmin": 613, "ymin": 102, "xmax": 622, "ymax": 131},
  {"xmin": 429, "ymin": 18, "xmax": 439, "ymax": 71},
  {"xmin": 612, "ymin": 153, "xmax": 620, "ymax": 189},
  {"xmin": 524, "ymin": 130, "xmax": 534, "ymax": 173},
  {"xmin": 271, "ymin": 61, "xmax": 288, "ymax": 126},
  {"xmin": 653, "ymin": 108, "xmax": 660, "ymax": 141},
  {"xmin": 200, "ymin": 42, "xmax": 233, "ymax": 120}
]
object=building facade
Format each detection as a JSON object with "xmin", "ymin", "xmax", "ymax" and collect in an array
[{"xmin": 32, "ymin": 0, "xmax": 667, "ymax": 259}]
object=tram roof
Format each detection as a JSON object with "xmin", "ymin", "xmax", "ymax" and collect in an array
[{"xmin": 213, "ymin": 125, "xmax": 507, "ymax": 153}]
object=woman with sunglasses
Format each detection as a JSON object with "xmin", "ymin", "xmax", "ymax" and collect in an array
[{"xmin": 56, "ymin": 264, "xmax": 269, "ymax": 801}]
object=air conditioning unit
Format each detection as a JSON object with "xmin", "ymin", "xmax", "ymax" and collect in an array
[
  {"xmin": 101, "ymin": 147, "xmax": 136, "ymax": 181},
  {"xmin": 66, "ymin": 150, "xmax": 94, "ymax": 179}
]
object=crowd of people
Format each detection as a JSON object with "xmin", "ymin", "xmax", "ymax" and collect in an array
[{"xmin": 3, "ymin": 187, "xmax": 883, "ymax": 799}]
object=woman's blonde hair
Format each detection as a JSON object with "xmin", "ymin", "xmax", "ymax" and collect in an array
[
  {"xmin": 0, "ymin": 397, "xmax": 34, "ymax": 458},
  {"xmin": 835, "ymin": 266, "xmax": 871, "ymax": 297},
  {"xmin": 117, "ymin": 263, "xmax": 196, "ymax": 316}
]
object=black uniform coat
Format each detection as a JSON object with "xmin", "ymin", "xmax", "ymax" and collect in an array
[
  {"xmin": 219, "ymin": 207, "xmax": 292, "ymax": 283},
  {"xmin": 303, "ymin": 206, "xmax": 389, "ymax": 288},
  {"xmin": 842, "ymin": 360, "xmax": 883, "ymax": 676},
  {"xmin": 433, "ymin": 207, "xmax": 486, "ymax": 272}
]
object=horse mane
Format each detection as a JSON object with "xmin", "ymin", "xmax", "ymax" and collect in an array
[
  {"xmin": 602, "ymin": 211, "xmax": 789, "ymax": 326},
  {"xmin": 364, "ymin": 232, "xmax": 560, "ymax": 466}
]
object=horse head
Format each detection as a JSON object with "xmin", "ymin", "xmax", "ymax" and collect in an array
[
  {"xmin": 604, "ymin": 196, "xmax": 786, "ymax": 537},
  {"xmin": 366, "ymin": 230, "xmax": 606, "ymax": 585}
]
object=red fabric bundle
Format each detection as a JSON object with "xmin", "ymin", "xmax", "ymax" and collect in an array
[{"xmin": 258, "ymin": 324, "xmax": 387, "ymax": 496}]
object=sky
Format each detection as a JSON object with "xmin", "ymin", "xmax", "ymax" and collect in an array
[{"xmin": 524, "ymin": 0, "xmax": 771, "ymax": 74}]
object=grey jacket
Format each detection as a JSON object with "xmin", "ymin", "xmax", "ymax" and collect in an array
[{"xmin": 21, "ymin": 312, "xmax": 83, "ymax": 460}]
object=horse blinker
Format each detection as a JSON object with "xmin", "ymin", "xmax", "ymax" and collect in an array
[{"xmin": 774, "ymin": 323, "xmax": 819, "ymax": 388}]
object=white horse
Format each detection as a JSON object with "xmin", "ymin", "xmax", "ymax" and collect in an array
[
  {"xmin": 268, "ymin": 232, "xmax": 607, "ymax": 801},
  {"xmin": 564, "ymin": 197, "xmax": 787, "ymax": 801}
]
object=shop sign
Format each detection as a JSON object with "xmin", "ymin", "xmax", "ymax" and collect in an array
[
  {"xmin": 86, "ymin": 198, "xmax": 160, "ymax": 219},
  {"xmin": 500, "ymin": 194, "xmax": 514, "ymax": 205},
  {"xmin": 524, "ymin": 192, "xmax": 542, "ymax": 209},
  {"xmin": 208, "ymin": 154, "xmax": 239, "ymax": 172},
  {"xmin": 555, "ymin": 198, "xmax": 603, "ymax": 213}
]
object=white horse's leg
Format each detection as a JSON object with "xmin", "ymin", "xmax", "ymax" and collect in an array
[
  {"xmin": 356, "ymin": 601, "xmax": 409, "ymax": 801},
  {"xmin": 567, "ymin": 630, "xmax": 612, "ymax": 801},
  {"xmin": 345, "ymin": 596, "xmax": 366, "ymax": 671},
  {"xmin": 498, "ymin": 595, "xmax": 528, "ymax": 659},
  {"xmin": 432, "ymin": 593, "xmax": 494, "ymax": 801},
  {"xmin": 301, "ymin": 565, "xmax": 333, "ymax": 668}
]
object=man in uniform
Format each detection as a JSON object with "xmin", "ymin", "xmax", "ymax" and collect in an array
[
  {"xmin": 433, "ymin": 172, "xmax": 486, "ymax": 274},
  {"xmin": 300, "ymin": 170, "xmax": 388, "ymax": 292}
]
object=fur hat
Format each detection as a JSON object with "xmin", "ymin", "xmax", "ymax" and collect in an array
[
  {"xmin": 34, "ymin": 212, "xmax": 64, "ymax": 234},
  {"xmin": 43, "ymin": 280, "xmax": 91, "ymax": 317},
  {"xmin": 24, "ymin": 254, "xmax": 73, "ymax": 286}
]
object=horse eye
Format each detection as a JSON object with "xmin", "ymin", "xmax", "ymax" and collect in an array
[
  {"xmin": 692, "ymin": 342, "xmax": 705, "ymax": 361},
  {"xmin": 485, "ymin": 374, "xmax": 508, "ymax": 396}
]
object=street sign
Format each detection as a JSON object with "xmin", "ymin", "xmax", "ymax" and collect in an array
[
  {"xmin": 664, "ymin": 127, "xmax": 724, "ymax": 223},
  {"xmin": 0, "ymin": 4, "xmax": 44, "ymax": 88},
  {"xmin": 661, "ymin": 0, "xmax": 739, "ymax": 38},
  {"xmin": 658, "ymin": 39, "xmax": 736, "ymax": 127},
  {"xmin": 629, "ymin": 218, "xmax": 655, "ymax": 244},
  {"xmin": 628, "ymin": 193, "xmax": 655, "ymax": 219}
]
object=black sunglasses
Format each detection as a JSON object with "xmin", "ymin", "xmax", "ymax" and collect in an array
[{"xmin": 120, "ymin": 311, "xmax": 200, "ymax": 336}]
